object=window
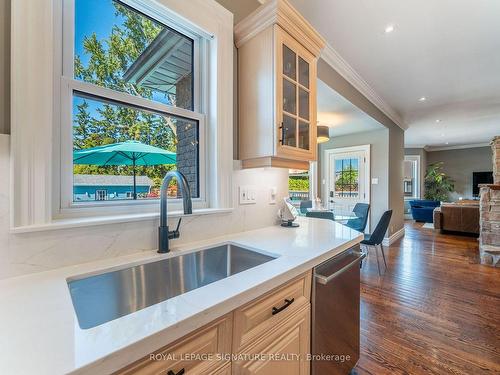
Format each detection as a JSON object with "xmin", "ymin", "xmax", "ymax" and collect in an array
[
  {"xmin": 404, "ymin": 156, "xmax": 420, "ymax": 199},
  {"xmin": 288, "ymin": 169, "xmax": 310, "ymax": 202},
  {"xmin": 11, "ymin": 0, "xmax": 233, "ymax": 228},
  {"xmin": 334, "ymin": 158, "xmax": 359, "ymax": 198},
  {"xmin": 95, "ymin": 190, "xmax": 108, "ymax": 201},
  {"xmin": 63, "ymin": 0, "xmax": 205, "ymax": 208}
]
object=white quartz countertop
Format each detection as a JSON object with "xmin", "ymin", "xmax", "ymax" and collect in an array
[{"xmin": 0, "ymin": 217, "xmax": 362, "ymax": 375}]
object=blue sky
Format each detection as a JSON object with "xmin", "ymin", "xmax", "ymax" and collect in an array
[
  {"xmin": 336, "ymin": 158, "xmax": 359, "ymax": 172},
  {"xmin": 73, "ymin": 0, "xmax": 171, "ymax": 125},
  {"xmin": 75, "ymin": 0, "xmax": 121, "ymax": 66}
]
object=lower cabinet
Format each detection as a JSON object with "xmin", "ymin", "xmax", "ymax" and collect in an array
[
  {"xmin": 232, "ymin": 304, "xmax": 311, "ymax": 375},
  {"xmin": 115, "ymin": 272, "xmax": 311, "ymax": 375},
  {"xmin": 114, "ymin": 315, "xmax": 232, "ymax": 375}
]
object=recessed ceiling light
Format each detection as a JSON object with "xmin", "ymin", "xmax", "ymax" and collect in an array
[
  {"xmin": 445, "ymin": 142, "xmax": 449, "ymax": 145},
  {"xmin": 418, "ymin": 97, "xmax": 427, "ymax": 102},
  {"xmin": 435, "ymin": 119, "xmax": 441, "ymax": 123},
  {"xmin": 385, "ymin": 24, "xmax": 395, "ymax": 33}
]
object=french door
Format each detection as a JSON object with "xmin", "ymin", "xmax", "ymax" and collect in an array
[{"xmin": 324, "ymin": 146, "xmax": 370, "ymax": 220}]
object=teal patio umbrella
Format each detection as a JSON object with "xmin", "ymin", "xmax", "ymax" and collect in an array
[{"xmin": 73, "ymin": 140, "xmax": 176, "ymax": 199}]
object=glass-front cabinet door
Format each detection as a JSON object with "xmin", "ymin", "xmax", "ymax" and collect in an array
[{"xmin": 276, "ymin": 27, "xmax": 317, "ymax": 161}]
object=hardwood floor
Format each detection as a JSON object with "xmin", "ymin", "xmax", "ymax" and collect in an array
[{"xmin": 355, "ymin": 221, "xmax": 500, "ymax": 375}]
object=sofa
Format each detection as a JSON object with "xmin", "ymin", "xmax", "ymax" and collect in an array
[
  {"xmin": 409, "ymin": 200, "xmax": 440, "ymax": 223},
  {"xmin": 433, "ymin": 203, "xmax": 480, "ymax": 235}
]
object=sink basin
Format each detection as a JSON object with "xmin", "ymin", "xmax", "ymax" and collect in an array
[{"xmin": 67, "ymin": 244, "xmax": 277, "ymax": 329}]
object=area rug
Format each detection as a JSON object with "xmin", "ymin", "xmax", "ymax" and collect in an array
[{"xmin": 422, "ymin": 222, "xmax": 435, "ymax": 229}]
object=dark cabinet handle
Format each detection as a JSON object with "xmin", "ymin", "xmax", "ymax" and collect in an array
[
  {"xmin": 279, "ymin": 122, "xmax": 284, "ymax": 145},
  {"xmin": 272, "ymin": 298, "xmax": 295, "ymax": 315},
  {"xmin": 168, "ymin": 369, "xmax": 185, "ymax": 375}
]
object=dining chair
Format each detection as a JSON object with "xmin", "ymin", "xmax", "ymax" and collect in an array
[
  {"xmin": 360, "ymin": 210, "xmax": 392, "ymax": 275},
  {"xmin": 345, "ymin": 203, "xmax": 370, "ymax": 232},
  {"xmin": 306, "ymin": 211, "xmax": 335, "ymax": 221}
]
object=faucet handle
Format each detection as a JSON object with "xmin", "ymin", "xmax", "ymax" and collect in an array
[
  {"xmin": 175, "ymin": 217, "xmax": 182, "ymax": 233},
  {"xmin": 168, "ymin": 218, "xmax": 182, "ymax": 240}
]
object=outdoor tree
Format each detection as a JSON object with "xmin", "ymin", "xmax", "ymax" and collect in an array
[
  {"xmin": 335, "ymin": 165, "xmax": 359, "ymax": 194},
  {"xmin": 73, "ymin": 1, "xmax": 178, "ymax": 187}
]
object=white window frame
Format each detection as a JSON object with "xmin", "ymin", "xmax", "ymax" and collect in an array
[
  {"xmin": 404, "ymin": 155, "xmax": 421, "ymax": 199},
  {"xmin": 11, "ymin": 0, "xmax": 234, "ymax": 230},
  {"xmin": 57, "ymin": 0, "xmax": 208, "ymax": 218}
]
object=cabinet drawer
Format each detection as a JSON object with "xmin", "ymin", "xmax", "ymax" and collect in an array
[
  {"xmin": 214, "ymin": 363, "xmax": 232, "ymax": 375},
  {"xmin": 233, "ymin": 271, "xmax": 311, "ymax": 353},
  {"xmin": 115, "ymin": 314, "xmax": 232, "ymax": 375},
  {"xmin": 232, "ymin": 304, "xmax": 311, "ymax": 375}
]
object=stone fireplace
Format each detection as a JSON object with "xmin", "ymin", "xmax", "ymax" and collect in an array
[{"xmin": 479, "ymin": 136, "xmax": 500, "ymax": 266}]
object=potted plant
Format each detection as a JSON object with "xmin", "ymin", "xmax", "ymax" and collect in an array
[{"xmin": 424, "ymin": 162, "xmax": 455, "ymax": 202}]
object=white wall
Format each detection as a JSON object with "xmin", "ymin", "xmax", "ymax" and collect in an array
[
  {"xmin": 0, "ymin": 0, "xmax": 10, "ymax": 134},
  {"xmin": 0, "ymin": 135, "xmax": 289, "ymax": 280}
]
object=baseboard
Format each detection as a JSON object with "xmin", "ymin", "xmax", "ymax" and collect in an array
[{"xmin": 382, "ymin": 227, "xmax": 405, "ymax": 246}]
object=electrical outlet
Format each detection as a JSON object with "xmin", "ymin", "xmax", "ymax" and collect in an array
[{"xmin": 239, "ymin": 186, "xmax": 257, "ymax": 205}]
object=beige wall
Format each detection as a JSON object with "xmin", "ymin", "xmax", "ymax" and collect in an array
[
  {"xmin": 318, "ymin": 128, "xmax": 389, "ymax": 232},
  {"xmin": 0, "ymin": 0, "xmax": 10, "ymax": 134},
  {"xmin": 317, "ymin": 58, "xmax": 405, "ymax": 236},
  {"xmin": 427, "ymin": 146, "xmax": 492, "ymax": 200},
  {"xmin": 388, "ymin": 126, "xmax": 404, "ymax": 235}
]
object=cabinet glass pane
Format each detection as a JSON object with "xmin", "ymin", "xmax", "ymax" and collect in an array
[
  {"xmin": 298, "ymin": 57, "xmax": 309, "ymax": 88},
  {"xmin": 299, "ymin": 88, "xmax": 309, "ymax": 120},
  {"xmin": 282, "ymin": 115, "xmax": 297, "ymax": 147},
  {"xmin": 298, "ymin": 121, "xmax": 309, "ymax": 150},
  {"xmin": 283, "ymin": 45, "xmax": 296, "ymax": 80},
  {"xmin": 283, "ymin": 78, "xmax": 297, "ymax": 115}
]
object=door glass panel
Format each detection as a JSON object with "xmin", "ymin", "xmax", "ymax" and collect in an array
[
  {"xmin": 283, "ymin": 45, "xmax": 296, "ymax": 80},
  {"xmin": 283, "ymin": 78, "xmax": 297, "ymax": 114},
  {"xmin": 298, "ymin": 121, "xmax": 309, "ymax": 150},
  {"xmin": 298, "ymin": 57, "xmax": 309, "ymax": 88},
  {"xmin": 282, "ymin": 115, "xmax": 297, "ymax": 147},
  {"xmin": 334, "ymin": 158, "xmax": 360, "ymax": 198},
  {"xmin": 299, "ymin": 88, "xmax": 309, "ymax": 120}
]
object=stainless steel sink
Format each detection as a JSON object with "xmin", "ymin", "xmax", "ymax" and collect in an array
[{"xmin": 67, "ymin": 244, "xmax": 276, "ymax": 329}]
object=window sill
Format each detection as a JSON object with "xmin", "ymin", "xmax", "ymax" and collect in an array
[{"xmin": 10, "ymin": 208, "xmax": 234, "ymax": 234}]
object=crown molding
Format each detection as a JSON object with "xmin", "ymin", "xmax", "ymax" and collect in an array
[
  {"xmin": 425, "ymin": 142, "xmax": 490, "ymax": 152},
  {"xmin": 320, "ymin": 43, "xmax": 407, "ymax": 130},
  {"xmin": 234, "ymin": 0, "xmax": 326, "ymax": 56}
]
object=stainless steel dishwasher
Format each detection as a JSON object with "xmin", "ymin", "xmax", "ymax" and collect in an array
[{"xmin": 311, "ymin": 245, "xmax": 365, "ymax": 375}]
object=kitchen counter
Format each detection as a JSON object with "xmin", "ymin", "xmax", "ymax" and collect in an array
[{"xmin": 0, "ymin": 217, "xmax": 362, "ymax": 375}]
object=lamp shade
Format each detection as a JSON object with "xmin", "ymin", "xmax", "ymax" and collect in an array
[{"xmin": 317, "ymin": 125, "xmax": 330, "ymax": 143}]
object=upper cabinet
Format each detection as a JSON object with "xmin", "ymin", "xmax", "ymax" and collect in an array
[{"xmin": 235, "ymin": 0, "xmax": 325, "ymax": 169}]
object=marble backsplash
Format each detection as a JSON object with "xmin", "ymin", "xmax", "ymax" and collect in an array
[{"xmin": 0, "ymin": 135, "xmax": 290, "ymax": 279}]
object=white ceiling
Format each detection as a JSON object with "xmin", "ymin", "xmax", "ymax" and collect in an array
[
  {"xmin": 290, "ymin": 0, "xmax": 500, "ymax": 149},
  {"xmin": 317, "ymin": 79, "xmax": 383, "ymax": 137}
]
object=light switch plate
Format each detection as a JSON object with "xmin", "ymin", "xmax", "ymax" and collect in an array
[
  {"xmin": 371, "ymin": 178, "xmax": 379, "ymax": 185},
  {"xmin": 269, "ymin": 186, "xmax": 277, "ymax": 204},
  {"xmin": 239, "ymin": 186, "xmax": 257, "ymax": 205}
]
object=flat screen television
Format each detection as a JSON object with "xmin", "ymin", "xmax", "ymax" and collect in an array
[{"xmin": 472, "ymin": 171, "xmax": 493, "ymax": 197}]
